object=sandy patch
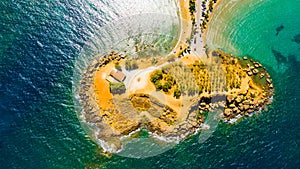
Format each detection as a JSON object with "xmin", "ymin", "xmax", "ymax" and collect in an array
[{"xmin": 94, "ymin": 62, "xmax": 114, "ymax": 110}]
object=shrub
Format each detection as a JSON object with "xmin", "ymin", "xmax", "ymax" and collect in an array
[
  {"xmin": 167, "ymin": 55, "xmax": 175, "ymax": 62},
  {"xmin": 173, "ymin": 88, "xmax": 181, "ymax": 98},
  {"xmin": 115, "ymin": 62, "xmax": 121, "ymax": 70},
  {"xmin": 162, "ymin": 83, "xmax": 169, "ymax": 92},
  {"xmin": 125, "ymin": 60, "xmax": 131, "ymax": 70},
  {"xmin": 125, "ymin": 59, "xmax": 139, "ymax": 70},
  {"xmin": 131, "ymin": 61, "xmax": 138, "ymax": 69},
  {"xmin": 110, "ymin": 82, "xmax": 126, "ymax": 94},
  {"xmin": 154, "ymin": 81, "xmax": 162, "ymax": 90},
  {"xmin": 150, "ymin": 70, "xmax": 163, "ymax": 83},
  {"xmin": 151, "ymin": 58, "xmax": 158, "ymax": 65}
]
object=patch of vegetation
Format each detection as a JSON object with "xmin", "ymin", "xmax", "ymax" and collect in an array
[
  {"xmin": 237, "ymin": 55, "xmax": 268, "ymax": 88},
  {"xmin": 218, "ymin": 50, "xmax": 269, "ymax": 89},
  {"xmin": 110, "ymin": 82, "xmax": 126, "ymax": 94},
  {"xmin": 163, "ymin": 62, "xmax": 198, "ymax": 96},
  {"xmin": 151, "ymin": 58, "xmax": 158, "ymax": 65},
  {"xmin": 167, "ymin": 54, "xmax": 175, "ymax": 62},
  {"xmin": 190, "ymin": 61, "xmax": 211, "ymax": 93},
  {"xmin": 189, "ymin": 0, "xmax": 196, "ymax": 24},
  {"xmin": 115, "ymin": 61, "xmax": 121, "ymax": 70},
  {"xmin": 150, "ymin": 70, "xmax": 163, "ymax": 83},
  {"xmin": 173, "ymin": 87, "xmax": 181, "ymax": 99},
  {"xmin": 252, "ymin": 73, "xmax": 267, "ymax": 88},
  {"xmin": 224, "ymin": 66, "xmax": 243, "ymax": 90},
  {"xmin": 150, "ymin": 69, "xmax": 181, "ymax": 98},
  {"xmin": 196, "ymin": 110, "xmax": 208, "ymax": 121},
  {"xmin": 125, "ymin": 59, "xmax": 139, "ymax": 70}
]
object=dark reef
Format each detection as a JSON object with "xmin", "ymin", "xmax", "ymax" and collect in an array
[
  {"xmin": 272, "ymin": 49, "xmax": 287, "ymax": 64},
  {"xmin": 292, "ymin": 34, "xmax": 300, "ymax": 44},
  {"xmin": 275, "ymin": 25, "xmax": 284, "ymax": 36}
]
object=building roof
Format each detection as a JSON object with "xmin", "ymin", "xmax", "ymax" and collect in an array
[
  {"xmin": 105, "ymin": 76, "xmax": 117, "ymax": 83},
  {"xmin": 109, "ymin": 69, "xmax": 126, "ymax": 82}
]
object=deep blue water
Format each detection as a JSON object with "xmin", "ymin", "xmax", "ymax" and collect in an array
[{"xmin": 1, "ymin": 0, "xmax": 300, "ymax": 168}]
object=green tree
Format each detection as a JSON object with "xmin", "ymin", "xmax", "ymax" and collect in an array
[
  {"xmin": 163, "ymin": 82, "xmax": 172, "ymax": 92},
  {"xmin": 150, "ymin": 70, "xmax": 163, "ymax": 83},
  {"xmin": 162, "ymin": 83, "xmax": 169, "ymax": 92},
  {"xmin": 154, "ymin": 81, "xmax": 162, "ymax": 90},
  {"xmin": 115, "ymin": 62, "xmax": 121, "ymax": 70},
  {"xmin": 173, "ymin": 88, "xmax": 181, "ymax": 98},
  {"xmin": 165, "ymin": 74, "xmax": 175, "ymax": 85}
]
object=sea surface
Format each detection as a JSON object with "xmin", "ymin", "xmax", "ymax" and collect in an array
[{"xmin": 1, "ymin": 0, "xmax": 299, "ymax": 168}]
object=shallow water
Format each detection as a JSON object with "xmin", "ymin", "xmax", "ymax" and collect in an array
[{"xmin": 1, "ymin": 0, "xmax": 300, "ymax": 168}]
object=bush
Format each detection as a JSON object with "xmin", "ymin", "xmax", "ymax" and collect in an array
[
  {"xmin": 151, "ymin": 58, "xmax": 158, "ymax": 65},
  {"xmin": 110, "ymin": 82, "xmax": 126, "ymax": 94},
  {"xmin": 165, "ymin": 74, "xmax": 175, "ymax": 85},
  {"xmin": 154, "ymin": 81, "xmax": 162, "ymax": 90},
  {"xmin": 115, "ymin": 62, "xmax": 121, "ymax": 70},
  {"xmin": 162, "ymin": 83, "xmax": 169, "ymax": 92},
  {"xmin": 173, "ymin": 88, "xmax": 181, "ymax": 98},
  {"xmin": 167, "ymin": 55, "xmax": 175, "ymax": 62},
  {"xmin": 162, "ymin": 82, "xmax": 172, "ymax": 92},
  {"xmin": 150, "ymin": 70, "xmax": 163, "ymax": 83},
  {"xmin": 125, "ymin": 59, "xmax": 139, "ymax": 70},
  {"xmin": 125, "ymin": 60, "xmax": 131, "ymax": 70},
  {"xmin": 131, "ymin": 61, "xmax": 138, "ymax": 69}
]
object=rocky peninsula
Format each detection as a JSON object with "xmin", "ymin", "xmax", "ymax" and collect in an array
[
  {"xmin": 77, "ymin": 0, "xmax": 274, "ymax": 153},
  {"xmin": 78, "ymin": 49, "xmax": 274, "ymax": 152}
]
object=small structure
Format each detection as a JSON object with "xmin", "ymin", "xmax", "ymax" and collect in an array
[{"xmin": 106, "ymin": 68, "xmax": 126, "ymax": 82}]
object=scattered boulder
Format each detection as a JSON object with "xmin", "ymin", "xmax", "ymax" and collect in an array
[
  {"xmin": 247, "ymin": 109, "xmax": 253, "ymax": 113},
  {"xmin": 235, "ymin": 95, "xmax": 244, "ymax": 103},
  {"xmin": 192, "ymin": 122, "xmax": 198, "ymax": 127},
  {"xmin": 247, "ymin": 71, "xmax": 253, "ymax": 76},
  {"xmin": 200, "ymin": 102, "xmax": 206, "ymax": 107},
  {"xmin": 227, "ymin": 95, "xmax": 235, "ymax": 103},
  {"xmin": 224, "ymin": 109, "xmax": 233, "ymax": 116},
  {"xmin": 233, "ymin": 107, "xmax": 239, "ymax": 113},
  {"xmin": 269, "ymin": 84, "xmax": 273, "ymax": 89},
  {"xmin": 254, "ymin": 63, "xmax": 260, "ymax": 68},
  {"xmin": 243, "ymin": 100, "xmax": 250, "ymax": 105},
  {"xmin": 243, "ymin": 105, "xmax": 250, "ymax": 110},
  {"xmin": 241, "ymin": 90, "xmax": 248, "ymax": 96},
  {"xmin": 229, "ymin": 104, "xmax": 235, "ymax": 108},
  {"xmin": 238, "ymin": 104, "xmax": 244, "ymax": 111},
  {"xmin": 253, "ymin": 69, "xmax": 259, "ymax": 74}
]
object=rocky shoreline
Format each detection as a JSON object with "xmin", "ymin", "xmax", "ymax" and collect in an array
[
  {"xmin": 77, "ymin": 48, "xmax": 274, "ymax": 153},
  {"xmin": 197, "ymin": 51, "xmax": 274, "ymax": 122},
  {"xmin": 76, "ymin": 0, "xmax": 274, "ymax": 154}
]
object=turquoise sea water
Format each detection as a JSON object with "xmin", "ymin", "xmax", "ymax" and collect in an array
[{"xmin": 1, "ymin": 0, "xmax": 299, "ymax": 168}]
